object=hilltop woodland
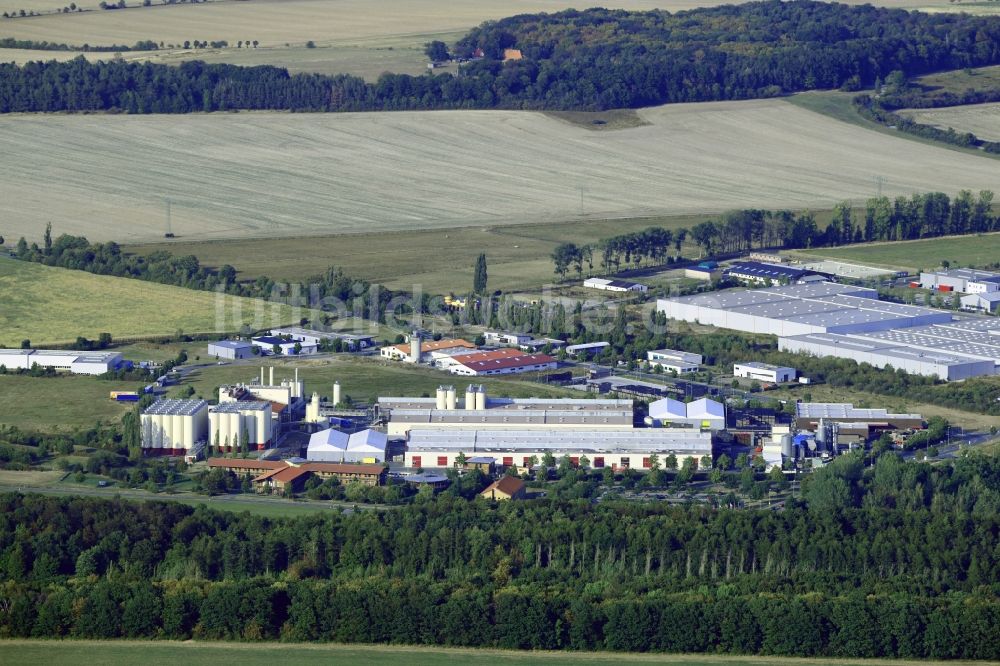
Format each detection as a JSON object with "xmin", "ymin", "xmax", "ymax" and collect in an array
[
  {"xmin": 0, "ymin": 453, "xmax": 998, "ymax": 656},
  {"xmin": 2, "ymin": 1, "xmax": 1000, "ymax": 112}
]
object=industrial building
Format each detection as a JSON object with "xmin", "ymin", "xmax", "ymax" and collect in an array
[
  {"xmin": 207, "ymin": 340, "xmax": 253, "ymax": 360},
  {"xmin": 380, "ymin": 336, "xmax": 476, "ymax": 363},
  {"xmin": 268, "ymin": 327, "xmax": 376, "ymax": 351},
  {"xmin": 208, "ymin": 401, "xmax": 273, "ymax": 451},
  {"xmin": 795, "ymin": 403, "xmax": 923, "ymax": 433},
  {"xmin": 919, "ymin": 268, "xmax": 1000, "ymax": 294},
  {"xmin": 658, "ymin": 283, "xmax": 1000, "ymax": 380},
  {"xmin": 379, "ymin": 388, "xmax": 635, "ymax": 437},
  {"xmin": 209, "ymin": 458, "xmax": 387, "ymax": 490},
  {"xmin": 141, "ymin": 399, "xmax": 209, "ymax": 455},
  {"xmin": 684, "ymin": 266, "xmax": 722, "ymax": 281},
  {"xmin": 733, "ymin": 362, "xmax": 796, "ymax": 383},
  {"xmin": 566, "ymin": 341, "xmax": 610, "ymax": 358},
  {"xmin": 723, "ymin": 261, "xmax": 828, "ymax": 285},
  {"xmin": 404, "ymin": 428, "xmax": 713, "ymax": 470},
  {"xmin": 439, "ymin": 348, "xmax": 558, "ymax": 376},
  {"xmin": 646, "ymin": 397, "xmax": 726, "ymax": 431},
  {"xmin": 219, "ymin": 366, "xmax": 307, "ymax": 429},
  {"xmin": 251, "ymin": 335, "xmax": 317, "ymax": 356},
  {"xmin": 961, "ymin": 292, "xmax": 1000, "ymax": 313},
  {"xmin": 0, "ymin": 348, "xmax": 124, "ymax": 375},
  {"xmin": 483, "ymin": 331, "xmax": 533, "ymax": 346},
  {"xmin": 307, "ymin": 427, "xmax": 387, "ymax": 463},
  {"xmin": 646, "ymin": 348, "xmax": 702, "ymax": 374},
  {"xmin": 583, "ymin": 277, "xmax": 648, "ymax": 293}
]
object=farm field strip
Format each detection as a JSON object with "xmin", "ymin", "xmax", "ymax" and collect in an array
[
  {"xmin": 898, "ymin": 102, "xmax": 1000, "ymax": 142},
  {"xmin": 3, "ymin": 99, "xmax": 999, "ymax": 245},
  {"xmin": 794, "ymin": 232, "xmax": 1000, "ymax": 272}
]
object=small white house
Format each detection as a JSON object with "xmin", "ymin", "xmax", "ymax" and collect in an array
[
  {"xmin": 733, "ymin": 362, "xmax": 795, "ymax": 383},
  {"xmin": 647, "ymin": 348, "xmax": 702, "ymax": 374}
]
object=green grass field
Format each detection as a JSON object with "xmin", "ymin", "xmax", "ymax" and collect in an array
[
  {"xmin": 0, "ymin": 374, "xmax": 147, "ymax": 430},
  {"xmin": 125, "ymin": 212, "xmax": 837, "ymax": 294},
  {"xmin": 0, "ymin": 640, "xmax": 977, "ymax": 666},
  {"xmin": 0, "ymin": 259, "xmax": 318, "ymax": 346},
  {"xmin": 911, "ymin": 64, "xmax": 1000, "ymax": 95},
  {"xmin": 175, "ymin": 356, "xmax": 577, "ymax": 404},
  {"xmin": 794, "ymin": 232, "xmax": 1000, "ymax": 272}
]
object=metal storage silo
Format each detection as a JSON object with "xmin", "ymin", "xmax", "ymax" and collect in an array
[
  {"xmin": 257, "ymin": 408, "xmax": 269, "ymax": 449},
  {"xmin": 141, "ymin": 415, "xmax": 153, "ymax": 451},
  {"xmin": 475, "ymin": 386, "xmax": 486, "ymax": 410},
  {"xmin": 218, "ymin": 410, "xmax": 231, "ymax": 451},
  {"xmin": 183, "ymin": 414, "xmax": 193, "ymax": 452},
  {"xmin": 244, "ymin": 409, "xmax": 257, "ymax": 448},
  {"xmin": 229, "ymin": 412, "xmax": 241, "ymax": 451},
  {"xmin": 333, "ymin": 381, "xmax": 341, "ymax": 405},
  {"xmin": 436, "ymin": 386, "xmax": 446, "ymax": 410},
  {"xmin": 780, "ymin": 434, "xmax": 793, "ymax": 458},
  {"xmin": 446, "ymin": 386, "xmax": 456, "ymax": 410},
  {"xmin": 465, "ymin": 385, "xmax": 476, "ymax": 410}
]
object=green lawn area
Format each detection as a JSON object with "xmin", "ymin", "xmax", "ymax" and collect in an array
[
  {"xmin": 0, "ymin": 259, "xmax": 319, "ymax": 347},
  {"xmin": 176, "ymin": 356, "xmax": 577, "ymax": 404},
  {"xmin": 911, "ymin": 63, "xmax": 1000, "ymax": 96},
  {"xmin": 0, "ymin": 640, "xmax": 970, "ymax": 666},
  {"xmin": 0, "ymin": 374, "xmax": 147, "ymax": 431},
  {"xmin": 793, "ymin": 232, "xmax": 1000, "ymax": 272},
  {"xmin": 125, "ymin": 212, "xmax": 837, "ymax": 295}
]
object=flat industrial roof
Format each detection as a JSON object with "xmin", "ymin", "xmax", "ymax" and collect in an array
[
  {"xmin": 407, "ymin": 428, "xmax": 712, "ymax": 453},
  {"xmin": 210, "ymin": 401, "xmax": 270, "ymax": 413},
  {"xmin": 144, "ymin": 399, "xmax": 208, "ymax": 416},
  {"xmin": 736, "ymin": 361, "xmax": 793, "ymax": 371},
  {"xmin": 796, "ymin": 402, "xmax": 921, "ymax": 420}
]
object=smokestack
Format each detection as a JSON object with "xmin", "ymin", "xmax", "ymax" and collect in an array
[{"xmin": 269, "ymin": 367, "xmax": 274, "ymax": 386}]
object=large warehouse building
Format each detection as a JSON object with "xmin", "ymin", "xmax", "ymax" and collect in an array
[
  {"xmin": 658, "ymin": 283, "xmax": 1000, "ymax": 380},
  {"xmin": 0, "ymin": 349, "xmax": 124, "ymax": 375},
  {"xmin": 307, "ymin": 427, "xmax": 387, "ymax": 463},
  {"xmin": 404, "ymin": 428, "xmax": 712, "ymax": 471},
  {"xmin": 919, "ymin": 268, "xmax": 1000, "ymax": 294},
  {"xmin": 141, "ymin": 399, "xmax": 209, "ymax": 455},
  {"xmin": 647, "ymin": 397, "xmax": 726, "ymax": 431},
  {"xmin": 379, "ymin": 389, "xmax": 634, "ymax": 437}
]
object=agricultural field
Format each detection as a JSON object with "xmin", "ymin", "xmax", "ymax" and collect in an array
[
  {"xmin": 0, "ymin": 47, "xmax": 114, "ymax": 63},
  {"xmin": 909, "ymin": 63, "xmax": 1000, "ymax": 95},
  {"xmin": 898, "ymin": 102, "xmax": 1000, "ymax": 142},
  {"xmin": 3, "ymin": 99, "xmax": 1000, "ymax": 247},
  {"xmin": 0, "ymin": 640, "xmax": 979, "ymax": 666},
  {"xmin": 0, "ymin": 259, "xmax": 318, "ymax": 345},
  {"xmin": 795, "ymin": 232, "xmax": 1000, "ymax": 273},
  {"xmin": 0, "ymin": 374, "xmax": 147, "ymax": 430},
  {"xmin": 172, "ymin": 355, "xmax": 576, "ymax": 404}
]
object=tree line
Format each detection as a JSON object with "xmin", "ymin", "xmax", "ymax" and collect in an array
[
  {"xmin": 3, "ymin": 2, "xmax": 1000, "ymax": 113},
  {"xmin": 0, "ymin": 452, "xmax": 998, "ymax": 656},
  {"xmin": 854, "ymin": 94, "xmax": 1000, "ymax": 154}
]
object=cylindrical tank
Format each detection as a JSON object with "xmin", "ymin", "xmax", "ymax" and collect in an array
[
  {"xmin": 141, "ymin": 415, "xmax": 152, "ymax": 451},
  {"xmin": 269, "ymin": 366, "xmax": 275, "ymax": 387},
  {"xmin": 183, "ymin": 415, "xmax": 193, "ymax": 451},
  {"xmin": 333, "ymin": 381, "xmax": 341, "ymax": 405},
  {"xmin": 231, "ymin": 412, "xmax": 242, "ymax": 451},
  {"xmin": 436, "ymin": 386, "xmax": 447, "ymax": 410},
  {"xmin": 465, "ymin": 385, "xmax": 476, "ymax": 410},
  {"xmin": 154, "ymin": 413, "xmax": 165, "ymax": 450},
  {"xmin": 780, "ymin": 434, "xmax": 793, "ymax": 458},
  {"xmin": 260, "ymin": 366, "xmax": 265, "ymax": 385},
  {"xmin": 218, "ymin": 411, "xmax": 230, "ymax": 450},
  {"xmin": 446, "ymin": 386, "xmax": 457, "ymax": 410},
  {"xmin": 258, "ymin": 408, "xmax": 269, "ymax": 448},
  {"xmin": 475, "ymin": 386, "xmax": 486, "ymax": 410},
  {"xmin": 171, "ymin": 413, "xmax": 182, "ymax": 450}
]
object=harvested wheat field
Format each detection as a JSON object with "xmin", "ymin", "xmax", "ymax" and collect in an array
[
  {"xmin": 898, "ymin": 102, "xmax": 1000, "ymax": 142},
  {"xmin": 2, "ymin": 98, "xmax": 999, "ymax": 243},
  {"xmin": 0, "ymin": 0, "xmax": 985, "ymax": 48}
]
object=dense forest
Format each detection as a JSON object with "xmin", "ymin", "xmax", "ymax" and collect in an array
[
  {"xmin": 1, "ymin": 454, "xmax": 999, "ymax": 656},
  {"xmin": 3, "ymin": 1, "xmax": 1000, "ymax": 112}
]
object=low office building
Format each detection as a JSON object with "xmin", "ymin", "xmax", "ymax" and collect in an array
[
  {"xmin": 207, "ymin": 340, "xmax": 253, "ymax": 360},
  {"xmin": 647, "ymin": 397, "xmax": 726, "ymax": 431},
  {"xmin": 583, "ymin": 277, "xmax": 649, "ymax": 293},
  {"xmin": 733, "ymin": 362, "xmax": 796, "ymax": 383},
  {"xmin": 379, "ymin": 391, "xmax": 635, "ymax": 437},
  {"xmin": 141, "ymin": 399, "xmax": 209, "ymax": 455},
  {"xmin": 483, "ymin": 331, "xmax": 533, "ymax": 346},
  {"xmin": 307, "ymin": 427, "xmax": 387, "ymax": 463},
  {"xmin": 208, "ymin": 401, "xmax": 273, "ymax": 451},
  {"xmin": 647, "ymin": 348, "xmax": 702, "ymax": 374},
  {"xmin": 480, "ymin": 476, "xmax": 526, "ymax": 501},
  {"xmin": 0, "ymin": 349, "xmax": 124, "ymax": 375},
  {"xmin": 405, "ymin": 428, "xmax": 713, "ymax": 470}
]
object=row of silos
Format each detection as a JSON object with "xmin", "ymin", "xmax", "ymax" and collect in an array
[
  {"xmin": 435, "ymin": 385, "xmax": 458, "ymax": 410},
  {"xmin": 140, "ymin": 399, "xmax": 208, "ymax": 455},
  {"xmin": 464, "ymin": 385, "xmax": 487, "ymax": 410}
]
